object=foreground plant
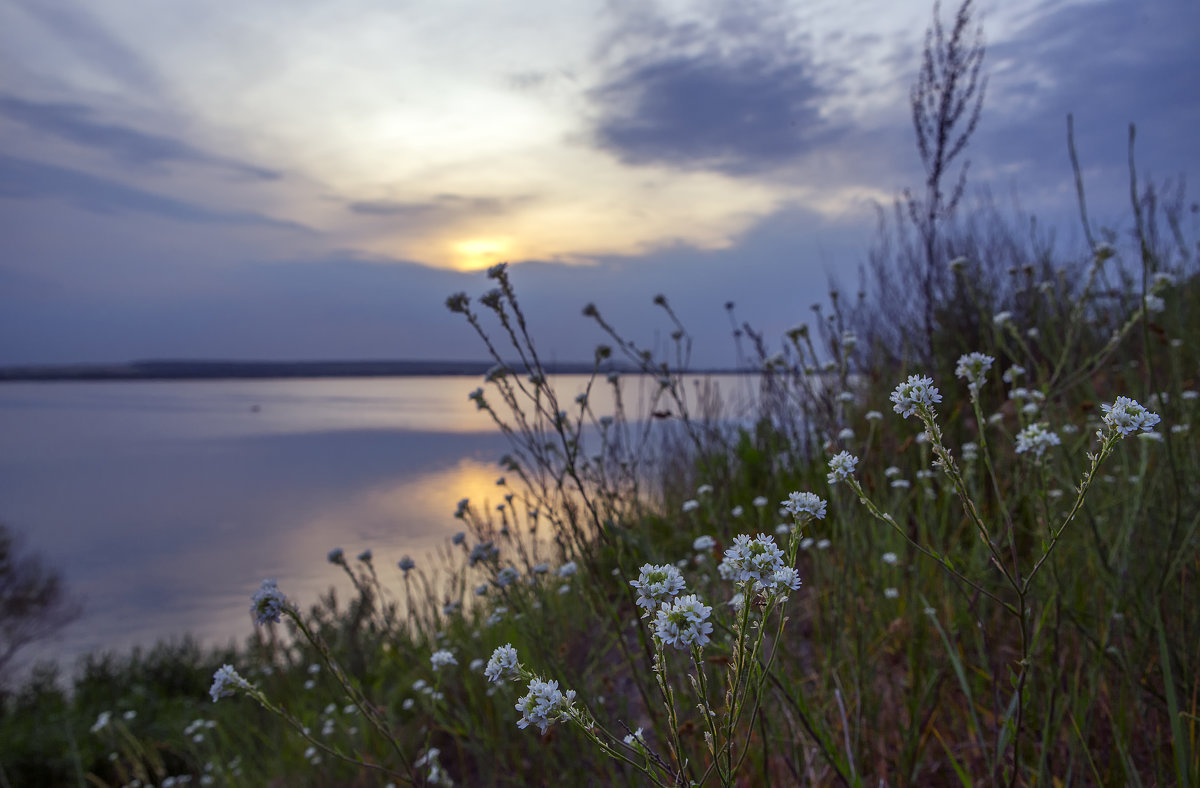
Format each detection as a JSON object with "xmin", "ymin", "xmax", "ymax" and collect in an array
[{"xmin": 831, "ymin": 360, "xmax": 1162, "ymax": 785}]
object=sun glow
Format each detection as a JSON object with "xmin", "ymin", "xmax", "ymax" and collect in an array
[{"xmin": 453, "ymin": 238, "xmax": 515, "ymax": 271}]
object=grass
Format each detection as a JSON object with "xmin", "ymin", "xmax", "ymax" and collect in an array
[{"xmin": 2, "ymin": 147, "xmax": 1198, "ymax": 787}]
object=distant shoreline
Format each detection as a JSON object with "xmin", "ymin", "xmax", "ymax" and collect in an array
[{"xmin": 0, "ymin": 359, "xmax": 751, "ymax": 382}]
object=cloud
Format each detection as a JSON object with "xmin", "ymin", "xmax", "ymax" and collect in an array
[
  {"xmin": 587, "ymin": 0, "xmax": 840, "ymax": 176},
  {"xmin": 968, "ymin": 1, "xmax": 1200, "ymax": 209},
  {"xmin": 0, "ymin": 155, "xmax": 307, "ymax": 231},
  {"xmin": 0, "ymin": 94, "xmax": 282, "ymax": 180},
  {"xmin": 9, "ymin": 0, "xmax": 161, "ymax": 95},
  {"xmin": 347, "ymin": 194, "xmax": 526, "ymax": 219}
]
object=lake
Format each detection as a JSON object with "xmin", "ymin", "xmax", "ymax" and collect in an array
[{"xmin": 0, "ymin": 374, "xmax": 760, "ymax": 674}]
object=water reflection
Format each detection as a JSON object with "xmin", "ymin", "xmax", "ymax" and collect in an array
[{"xmin": 0, "ymin": 375, "xmax": 758, "ymax": 671}]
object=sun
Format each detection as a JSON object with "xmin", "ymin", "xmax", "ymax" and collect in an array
[{"xmin": 453, "ymin": 238, "xmax": 514, "ymax": 271}]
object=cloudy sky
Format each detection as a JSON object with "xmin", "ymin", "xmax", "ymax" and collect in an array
[{"xmin": 1, "ymin": 0, "xmax": 1196, "ymax": 367}]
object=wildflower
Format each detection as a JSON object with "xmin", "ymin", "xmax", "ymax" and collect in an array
[
  {"xmin": 454, "ymin": 498, "xmax": 470, "ymax": 518},
  {"xmin": 781, "ymin": 491, "xmax": 827, "ymax": 520},
  {"xmin": 890, "ymin": 479, "xmax": 911, "ymax": 489},
  {"xmin": 722, "ymin": 534, "xmax": 786, "ymax": 587},
  {"xmin": 327, "ymin": 547, "xmax": 344, "ymax": 564},
  {"xmin": 653, "ymin": 594, "xmax": 714, "ymax": 650},
  {"xmin": 865, "ymin": 410, "xmax": 883, "ymax": 421},
  {"xmin": 884, "ymin": 466, "xmax": 901, "ymax": 477},
  {"xmin": 557, "ymin": 561, "xmax": 578, "ymax": 578},
  {"xmin": 1143, "ymin": 295, "xmax": 1165, "ymax": 314},
  {"xmin": 90, "ymin": 711, "xmax": 112, "ymax": 733},
  {"xmin": 883, "ymin": 588, "xmax": 900, "ymax": 599},
  {"xmin": 816, "ymin": 539, "xmax": 831, "ymax": 550},
  {"xmin": 1183, "ymin": 390, "xmax": 1199, "ymax": 401},
  {"xmin": 693, "ymin": 535, "xmax": 716, "ymax": 551},
  {"xmin": 430, "ymin": 650, "xmax": 457, "ymax": 671},
  {"xmin": 771, "ymin": 566, "xmax": 803, "ymax": 594},
  {"xmin": 827, "ymin": 451, "xmax": 858, "ymax": 484},
  {"xmin": 496, "ymin": 567, "xmax": 520, "ymax": 587},
  {"xmin": 624, "ymin": 727, "xmax": 647, "ymax": 753},
  {"xmin": 955, "ymin": 352, "xmax": 994, "ymax": 395},
  {"xmin": 799, "ymin": 537, "xmax": 814, "ymax": 550},
  {"xmin": 837, "ymin": 427, "xmax": 855, "ymax": 441},
  {"xmin": 837, "ymin": 391, "xmax": 855, "ymax": 403},
  {"xmin": 1137, "ymin": 431, "xmax": 1164, "ymax": 442},
  {"xmin": 1015, "ymin": 423, "xmax": 1061, "ymax": 459},
  {"xmin": 697, "ymin": 484, "xmax": 713, "ymax": 495},
  {"xmin": 915, "ymin": 469, "xmax": 935, "ymax": 480},
  {"xmin": 1002, "ymin": 365, "xmax": 1025, "ymax": 384},
  {"xmin": 882, "ymin": 552, "xmax": 898, "ymax": 565},
  {"xmin": 515, "ymin": 678, "xmax": 576, "ymax": 734},
  {"xmin": 753, "ymin": 496, "xmax": 769, "ymax": 508},
  {"xmin": 209, "ymin": 665, "xmax": 251, "ymax": 703},
  {"xmin": 891, "ymin": 375, "xmax": 942, "ymax": 418},
  {"xmin": 731, "ymin": 505, "xmax": 744, "ymax": 517},
  {"xmin": 993, "ymin": 311, "xmax": 1014, "ymax": 327},
  {"xmin": 357, "ymin": 549, "xmax": 372, "ymax": 563},
  {"xmin": 469, "ymin": 541, "xmax": 496, "ymax": 567},
  {"xmin": 630, "ymin": 564, "xmax": 686, "ymax": 613},
  {"xmin": 532, "ymin": 562, "xmax": 550, "ymax": 575},
  {"xmin": 485, "ymin": 644, "xmax": 520, "ymax": 684},
  {"xmin": 250, "ymin": 579, "xmax": 287, "ymax": 625},
  {"xmin": 1101, "ymin": 397, "xmax": 1161, "ymax": 437},
  {"xmin": 949, "ymin": 256, "xmax": 969, "ymax": 271},
  {"xmin": 681, "ymin": 499, "xmax": 700, "ymax": 513},
  {"xmin": 452, "ymin": 532, "xmax": 466, "ymax": 546}
]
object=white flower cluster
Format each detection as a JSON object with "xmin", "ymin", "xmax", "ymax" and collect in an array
[
  {"xmin": 955, "ymin": 352, "xmax": 995, "ymax": 395},
  {"xmin": 209, "ymin": 664, "xmax": 251, "ymax": 703},
  {"xmin": 515, "ymin": 678, "xmax": 576, "ymax": 734},
  {"xmin": 485, "ymin": 644, "xmax": 520, "ymax": 684},
  {"xmin": 652, "ymin": 594, "xmax": 714, "ymax": 650},
  {"xmin": 890, "ymin": 375, "xmax": 942, "ymax": 418},
  {"xmin": 250, "ymin": 579, "xmax": 287, "ymax": 625},
  {"xmin": 630, "ymin": 563, "xmax": 686, "ymax": 614},
  {"xmin": 1101, "ymin": 397, "xmax": 1161, "ymax": 437},
  {"xmin": 1015, "ymin": 423, "xmax": 1062, "ymax": 459},
  {"xmin": 827, "ymin": 451, "xmax": 858, "ymax": 484},
  {"xmin": 781, "ymin": 491, "xmax": 827, "ymax": 520},
  {"xmin": 430, "ymin": 649, "xmax": 457, "ymax": 671},
  {"xmin": 720, "ymin": 534, "xmax": 802, "ymax": 595}
]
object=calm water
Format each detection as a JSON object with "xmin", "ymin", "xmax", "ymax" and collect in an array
[{"xmin": 0, "ymin": 375, "xmax": 758, "ymax": 673}]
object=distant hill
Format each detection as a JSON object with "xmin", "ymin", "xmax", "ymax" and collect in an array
[{"xmin": 0, "ymin": 359, "xmax": 637, "ymax": 382}]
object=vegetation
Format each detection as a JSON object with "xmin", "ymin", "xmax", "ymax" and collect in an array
[{"xmin": 2, "ymin": 2, "xmax": 1198, "ymax": 785}]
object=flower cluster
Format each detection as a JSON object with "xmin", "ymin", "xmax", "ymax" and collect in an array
[
  {"xmin": 209, "ymin": 664, "xmax": 251, "ymax": 703},
  {"xmin": 1015, "ymin": 423, "xmax": 1062, "ymax": 459},
  {"xmin": 721, "ymin": 534, "xmax": 785, "ymax": 586},
  {"xmin": 485, "ymin": 643, "xmax": 520, "ymax": 684},
  {"xmin": 630, "ymin": 563, "xmax": 686, "ymax": 614},
  {"xmin": 827, "ymin": 451, "xmax": 858, "ymax": 484},
  {"xmin": 1101, "ymin": 397, "xmax": 1162, "ymax": 437},
  {"xmin": 515, "ymin": 678, "xmax": 576, "ymax": 734},
  {"xmin": 250, "ymin": 579, "xmax": 287, "ymax": 625},
  {"xmin": 430, "ymin": 649, "xmax": 457, "ymax": 671},
  {"xmin": 781, "ymin": 491, "xmax": 827, "ymax": 520},
  {"xmin": 955, "ymin": 352, "xmax": 994, "ymax": 395},
  {"xmin": 890, "ymin": 375, "xmax": 942, "ymax": 419},
  {"xmin": 652, "ymin": 594, "xmax": 714, "ymax": 650}
]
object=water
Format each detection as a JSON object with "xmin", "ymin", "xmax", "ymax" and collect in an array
[{"xmin": 0, "ymin": 374, "xmax": 759, "ymax": 674}]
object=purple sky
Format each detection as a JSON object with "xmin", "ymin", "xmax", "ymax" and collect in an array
[{"xmin": 2, "ymin": 0, "xmax": 1197, "ymax": 367}]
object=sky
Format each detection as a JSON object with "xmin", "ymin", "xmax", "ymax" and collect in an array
[{"xmin": 1, "ymin": 0, "xmax": 1197, "ymax": 367}]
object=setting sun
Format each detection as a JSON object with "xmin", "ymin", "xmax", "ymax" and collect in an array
[{"xmin": 453, "ymin": 237, "xmax": 514, "ymax": 271}]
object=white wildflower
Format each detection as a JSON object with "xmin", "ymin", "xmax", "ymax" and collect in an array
[
  {"xmin": 630, "ymin": 564, "xmax": 686, "ymax": 613},
  {"xmin": 653, "ymin": 594, "xmax": 714, "ymax": 650},
  {"xmin": 891, "ymin": 375, "xmax": 942, "ymax": 418}
]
